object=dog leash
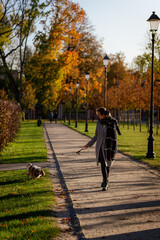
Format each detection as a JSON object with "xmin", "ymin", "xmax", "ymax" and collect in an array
[
  {"xmin": 76, "ymin": 147, "xmax": 86, "ymax": 155},
  {"xmin": 58, "ymin": 147, "xmax": 86, "ymax": 157}
]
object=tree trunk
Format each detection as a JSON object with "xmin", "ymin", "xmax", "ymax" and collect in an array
[
  {"xmin": 135, "ymin": 109, "xmax": 137, "ymax": 126},
  {"xmin": 156, "ymin": 107, "xmax": 159, "ymax": 135},
  {"xmin": 127, "ymin": 110, "xmax": 129, "ymax": 129},
  {"xmin": 133, "ymin": 109, "xmax": 135, "ymax": 131},
  {"xmin": 140, "ymin": 108, "xmax": 142, "ymax": 132},
  {"xmin": 123, "ymin": 110, "xmax": 125, "ymax": 128},
  {"xmin": 0, "ymin": 50, "xmax": 19, "ymax": 102}
]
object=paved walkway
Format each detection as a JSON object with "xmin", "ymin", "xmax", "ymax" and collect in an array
[
  {"xmin": 44, "ymin": 122, "xmax": 160, "ymax": 240},
  {"xmin": 1, "ymin": 122, "xmax": 160, "ymax": 240}
]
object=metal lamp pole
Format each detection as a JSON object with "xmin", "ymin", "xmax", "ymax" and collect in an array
[
  {"xmin": 85, "ymin": 72, "xmax": 89, "ymax": 132},
  {"xmin": 146, "ymin": 11, "xmax": 160, "ymax": 158},
  {"xmin": 64, "ymin": 90, "xmax": 67, "ymax": 123},
  {"xmin": 69, "ymin": 87, "xmax": 71, "ymax": 125},
  {"xmin": 103, "ymin": 55, "xmax": 110, "ymax": 108},
  {"xmin": 75, "ymin": 81, "xmax": 79, "ymax": 128}
]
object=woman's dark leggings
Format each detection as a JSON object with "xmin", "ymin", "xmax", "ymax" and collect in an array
[{"xmin": 99, "ymin": 148, "xmax": 110, "ymax": 185}]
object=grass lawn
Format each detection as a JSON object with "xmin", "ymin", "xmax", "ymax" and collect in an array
[
  {"xmin": 0, "ymin": 120, "xmax": 60, "ymax": 239},
  {"xmin": 63, "ymin": 121, "xmax": 160, "ymax": 170},
  {"xmin": 0, "ymin": 170, "xmax": 60, "ymax": 240},
  {"xmin": 0, "ymin": 121, "xmax": 47, "ymax": 164}
]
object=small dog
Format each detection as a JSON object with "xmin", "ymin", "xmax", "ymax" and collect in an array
[{"xmin": 27, "ymin": 163, "xmax": 45, "ymax": 180}]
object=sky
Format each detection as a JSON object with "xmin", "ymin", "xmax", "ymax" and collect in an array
[{"xmin": 72, "ymin": 0, "xmax": 160, "ymax": 66}]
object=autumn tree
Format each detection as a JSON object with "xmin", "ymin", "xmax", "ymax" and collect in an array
[
  {"xmin": 0, "ymin": 2, "xmax": 11, "ymax": 49},
  {"xmin": 0, "ymin": 0, "xmax": 50, "ymax": 102},
  {"xmin": 25, "ymin": 0, "xmax": 104, "ymax": 112},
  {"xmin": 107, "ymin": 52, "xmax": 127, "ymax": 87},
  {"xmin": 0, "ymin": 88, "xmax": 8, "ymax": 99}
]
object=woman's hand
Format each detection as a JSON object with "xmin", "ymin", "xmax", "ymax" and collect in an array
[{"xmin": 76, "ymin": 145, "xmax": 89, "ymax": 155}]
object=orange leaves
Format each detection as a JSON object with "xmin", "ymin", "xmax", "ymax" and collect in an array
[
  {"xmin": 2, "ymin": 209, "xmax": 11, "ymax": 214},
  {"xmin": 24, "ymin": 0, "xmax": 105, "ymax": 111},
  {"xmin": 21, "ymin": 82, "xmax": 37, "ymax": 111},
  {"xmin": 63, "ymin": 51, "xmax": 79, "ymax": 66},
  {"xmin": 62, "ymin": 51, "xmax": 79, "ymax": 78},
  {"xmin": 61, "ymin": 217, "xmax": 71, "ymax": 224},
  {"xmin": 21, "ymin": 218, "xmax": 29, "ymax": 226},
  {"xmin": 58, "ymin": 190, "xmax": 67, "ymax": 199},
  {"xmin": 0, "ymin": 224, "xmax": 8, "ymax": 228}
]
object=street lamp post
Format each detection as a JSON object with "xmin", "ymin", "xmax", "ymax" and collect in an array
[
  {"xmin": 64, "ymin": 90, "xmax": 67, "ymax": 123},
  {"xmin": 146, "ymin": 11, "xmax": 160, "ymax": 158},
  {"xmin": 85, "ymin": 72, "xmax": 89, "ymax": 132},
  {"xmin": 103, "ymin": 54, "xmax": 110, "ymax": 108},
  {"xmin": 69, "ymin": 87, "xmax": 71, "ymax": 125},
  {"xmin": 75, "ymin": 81, "xmax": 79, "ymax": 128}
]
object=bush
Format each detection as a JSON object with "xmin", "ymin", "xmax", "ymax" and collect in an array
[{"xmin": 0, "ymin": 100, "xmax": 21, "ymax": 151}]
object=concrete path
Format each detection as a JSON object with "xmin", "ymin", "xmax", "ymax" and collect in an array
[
  {"xmin": 0, "ymin": 122, "xmax": 159, "ymax": 240},
  {"xmin": 44, "ymin": 122, "xmax": 160, "ymax": 240}
]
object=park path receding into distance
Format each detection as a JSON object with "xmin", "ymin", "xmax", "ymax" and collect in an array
[{"xmin": 44, "ymin": 122, "xmax": 160, "ymax": 240}]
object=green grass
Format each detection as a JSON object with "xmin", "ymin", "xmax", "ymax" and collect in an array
[
  {"xmin": 0, "ymin": 169, "xmax": 60, "ymax": 240},
  {"xmin": 63, "ymin": 121, "xmax": 160, "ymax": 170},
  {"xmin": 0, "ymin": 121, "xmax": 47, "ymax": 164},
  {"xmin": 0, "ymin": 120, "xmax": 60, "ymax": 239}
]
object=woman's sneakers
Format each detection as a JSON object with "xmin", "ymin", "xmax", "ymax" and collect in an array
[{"xmin": 101, "ymin": 181, "xmax": 108, "ymax": 191}]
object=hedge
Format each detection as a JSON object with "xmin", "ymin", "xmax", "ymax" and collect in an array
[{"xmin": 0, "ymin": 100, "xmax": 21, "ymax": 151}]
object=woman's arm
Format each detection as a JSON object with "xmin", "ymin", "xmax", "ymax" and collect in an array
[
  {"xmin": 116, "ymin": 122, "xmax": 121, "ymax": 135},
  {"xmin": 83, "ymin": 123, "xmax": 98, "ymax": 148}
]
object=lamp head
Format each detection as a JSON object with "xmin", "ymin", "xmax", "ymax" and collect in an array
[
  {"xmin": 103, "ymin": 54, "xmax": 110, "ymax": 67},
  {"xmin": 147, "ymin": 11, "xmax": 160, "ymax": 33},
  {"xmin": 85, "ymin": 72, "xmax": 90, "ymax": 81},
  {"xmin": 76, "ymin": 81, "xmax": 79, "ymax": 88}
]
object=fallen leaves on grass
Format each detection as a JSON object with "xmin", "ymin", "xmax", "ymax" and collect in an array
[
  {"xmin": 4, "ymin": 236, "xmax": 10, "ymax": 239},
  {"xmin": 22, "ymin": 218, "xmax": 29, "ymax": 225},
  {"xmin": 9, "ymin": 192, "xmax": 16, "ymax": 196},
  {"xmin": 0, "ymin": 224, "xmax": 8, "ymax": 228}
]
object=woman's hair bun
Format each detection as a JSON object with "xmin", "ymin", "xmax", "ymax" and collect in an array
[
  {"xmin": 96, "ymin": 107, "xmax": 110, "ymax": 116},
  {"xmin": 105, "ymin": 109, "xmax": 110, "ymax": 115}
]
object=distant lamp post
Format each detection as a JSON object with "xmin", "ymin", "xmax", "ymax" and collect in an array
[
  {"xmin": 69, "ymin": 87, "xmax": 71, "ymax": 125},
  {"xmin": 85, "ymin": 72, "xmax": 90, "ymax": 132},
  {"xmin": 103, "ymin": 54, "xmax": 110, "ymax": 108},
  {"xmin": 75, "ymin": 81, "xmax": 79, "ymax": 128},
  {"xmin": 146, "ymin": 11, "xmax": 160, "ymax": 158},
  {"xmin": 64, "ymin": 90, "xmax": 67, "ymax": 123}
]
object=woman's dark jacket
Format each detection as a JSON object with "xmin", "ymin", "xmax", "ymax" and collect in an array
[
  {"xmin": 87, "ymin": 117, "xmax": 121, "ymax": 166},
  {"xmin": 100, "ymin": 117, "xmax": 121, "ymax": 161}
]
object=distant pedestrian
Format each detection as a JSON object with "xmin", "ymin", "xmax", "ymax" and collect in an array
[
  {"xmin": 37, "ymin": 117, "xmax": 42, "ymax": 126},
  {"xmin": 83, "ymin": 107, "xmax": 121, "ymax": 191},
  {"xmin": 92, "ymin": 114, "xmax": 95, "ymax": 122},
  {"xmin": 54, "ymin": 112, "xmax": 58, "ymax": 124},
  {"xmin": 49, "ymin": 112, "xmax": 53, "ymax": 123}
]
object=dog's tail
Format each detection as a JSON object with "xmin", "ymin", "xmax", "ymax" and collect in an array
[{"xmin": 41, "ymin": 169, "xmax": 45, "ymax": 176}]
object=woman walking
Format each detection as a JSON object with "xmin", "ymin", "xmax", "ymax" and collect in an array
[{"xmin": 83, "ymin": 107, "xmax": 121, "ymax": 191}]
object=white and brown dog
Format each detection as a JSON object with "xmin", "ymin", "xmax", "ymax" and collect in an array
[{"xmin": 27, "ymin": 163, "xmax": 45, "ymax": 180}]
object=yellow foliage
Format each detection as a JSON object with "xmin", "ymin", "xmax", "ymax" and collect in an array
[{"xmin": 0, "ymin": 3, "xmax": 11, "ymax": 49}]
